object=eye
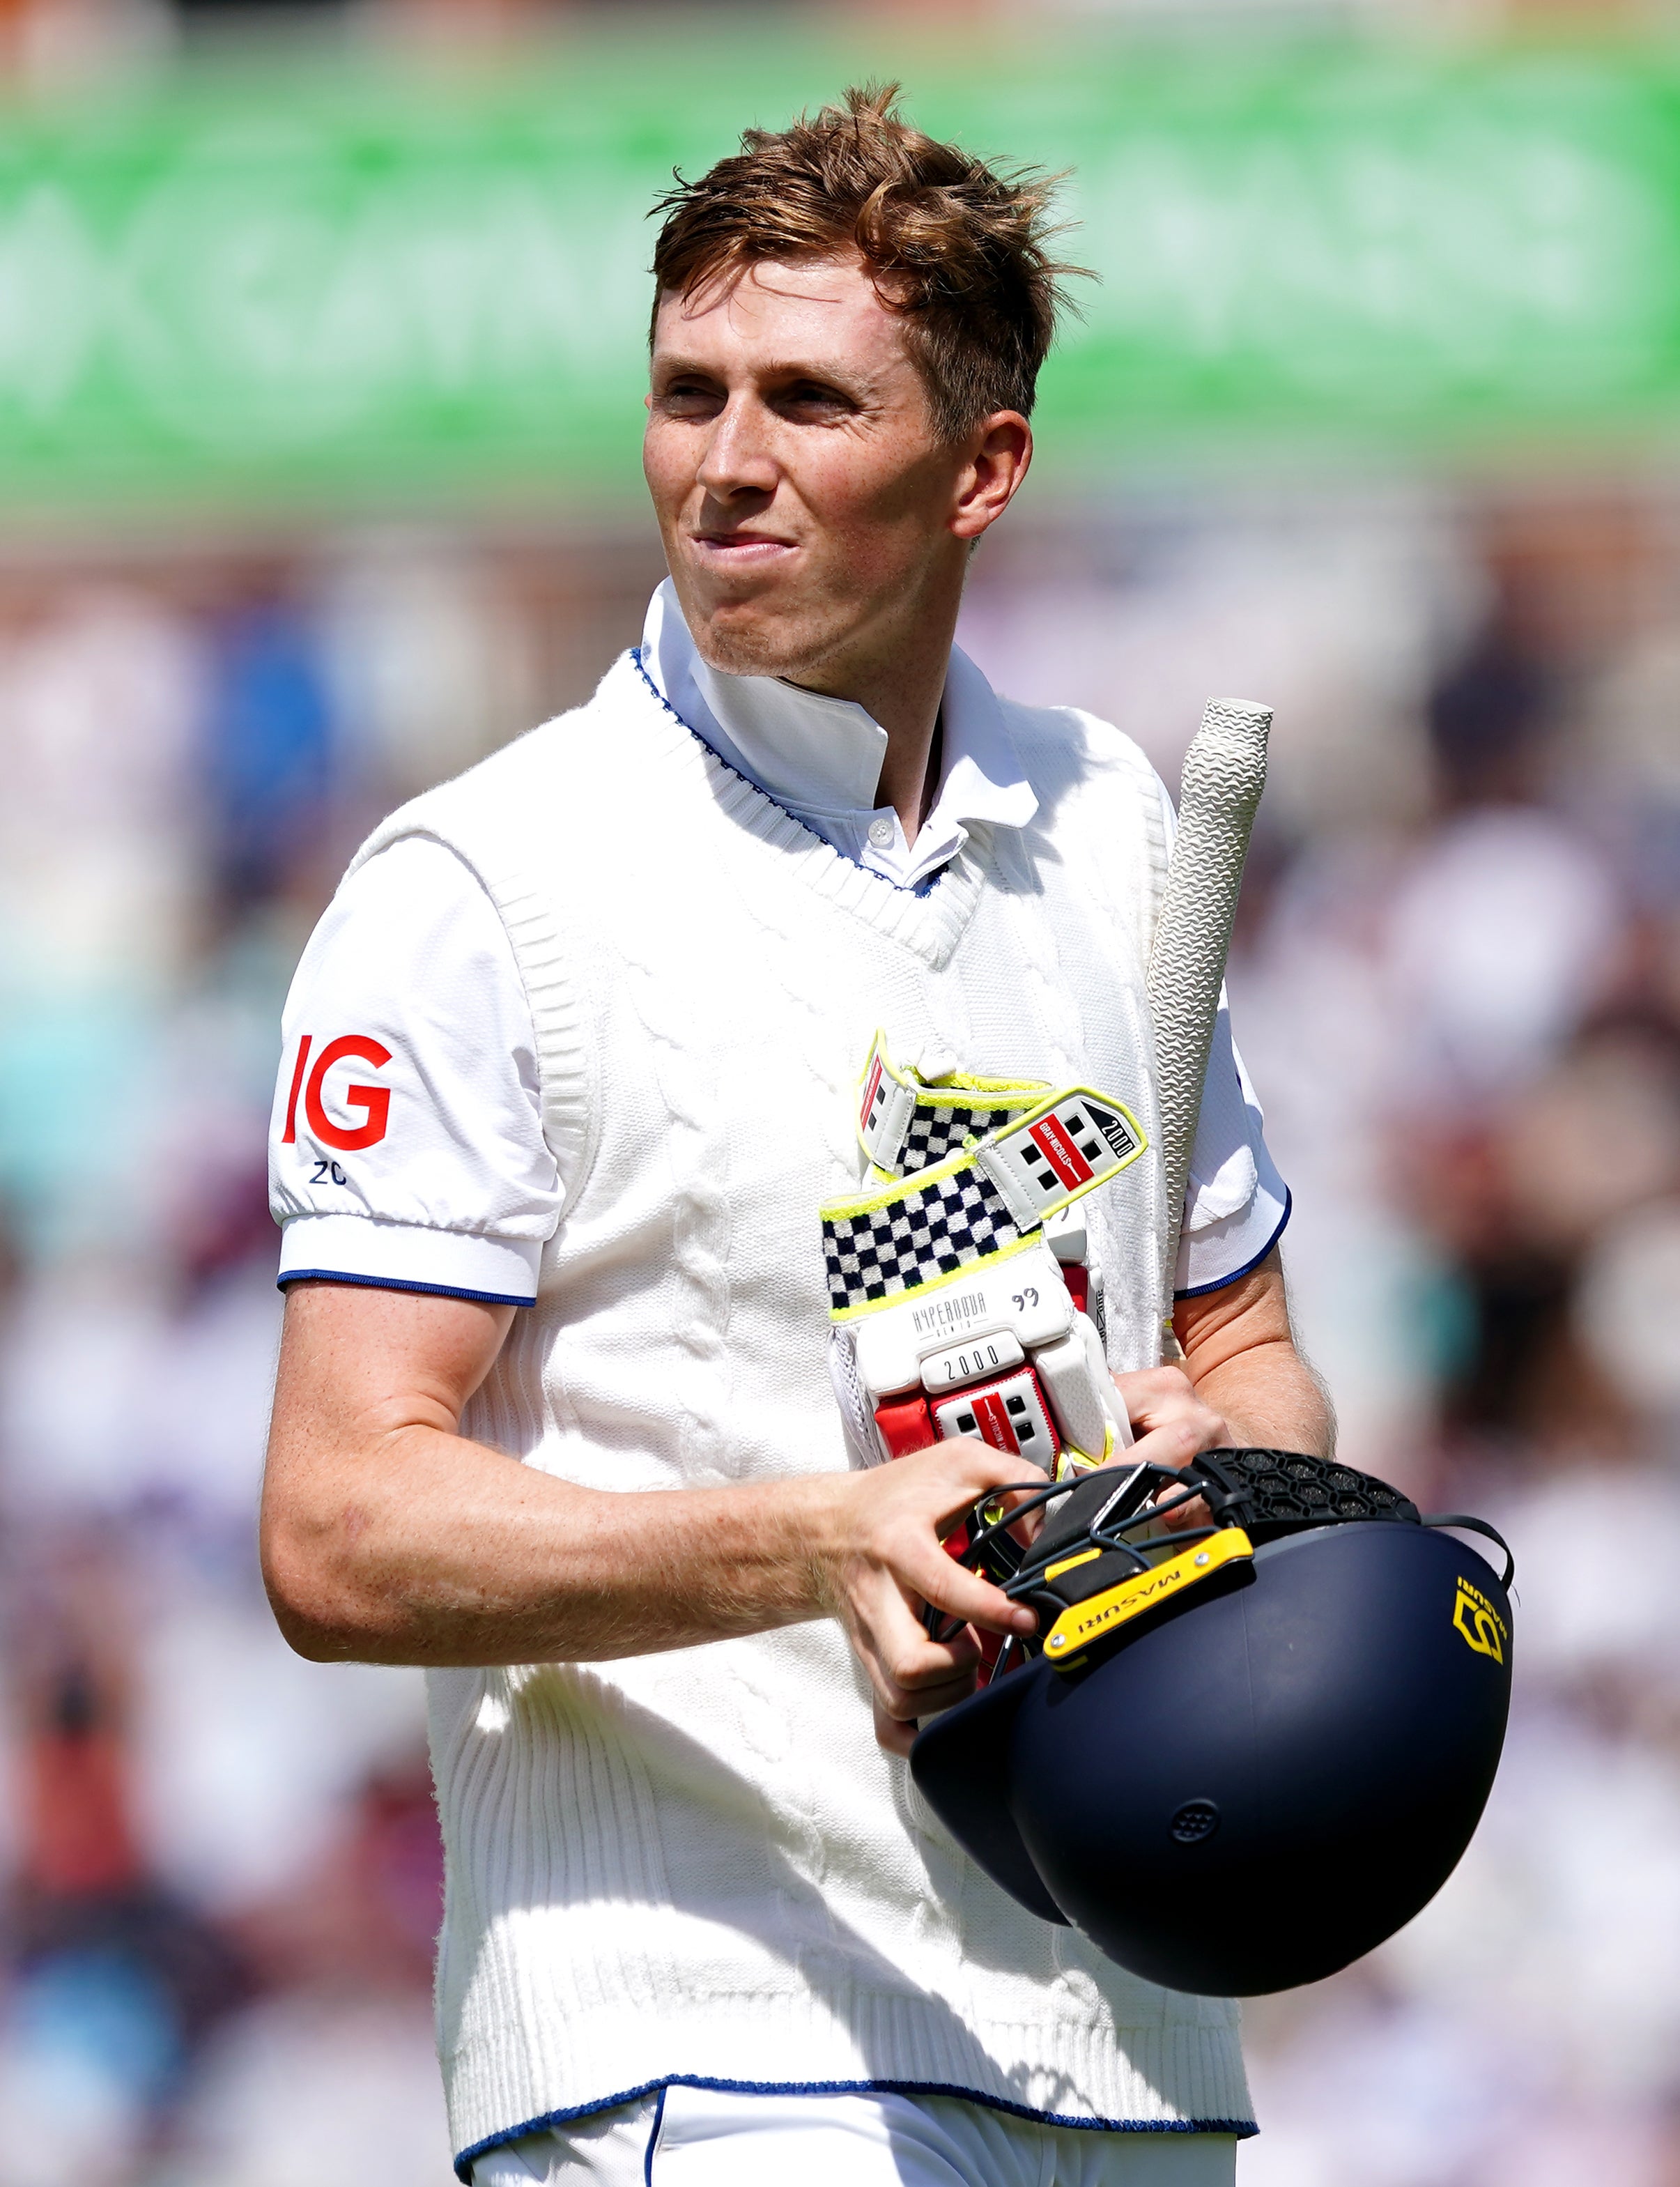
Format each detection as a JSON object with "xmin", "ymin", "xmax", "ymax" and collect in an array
[
  {"xmin": 656, "ymin": 377, "xmax": 724, "ymax": 418},
  {"xmin": 777, "ymin": 381, "xmax": 854, "ymax": 419}
]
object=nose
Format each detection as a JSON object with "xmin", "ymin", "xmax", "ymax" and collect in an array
[{"xmin": 695, "ymin": 392, "xmax": 779, "ymax": 502}]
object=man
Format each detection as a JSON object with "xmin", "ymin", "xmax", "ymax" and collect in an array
[{"xmin": 263, "ymin": 86, "xmax": 1330, "ymax": 2187}]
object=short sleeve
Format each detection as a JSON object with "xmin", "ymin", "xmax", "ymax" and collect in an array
[
  {"xmin": 268, "ymin": 835, "xmax": 561, "ymax": 1305},
  {"xmin": 1176, "ymin": 1002, "xmax": 1290, "ymax": 1296},
  {"xmin": 1151, "ymin": 778, "xmax": 1291, "ymax": 1298}
]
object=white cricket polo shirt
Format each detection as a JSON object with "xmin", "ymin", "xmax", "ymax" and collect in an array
[{"xmin": 270, "ymin": 586, "xmax": 1289, "ymax": 1307}]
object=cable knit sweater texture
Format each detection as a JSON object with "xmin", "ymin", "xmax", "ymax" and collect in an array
[{"xmin": 344, "ymin": 652, "xmax": 1254, "ymax": 2172}]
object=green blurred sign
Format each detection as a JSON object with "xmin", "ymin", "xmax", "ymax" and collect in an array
[{"xmin": 1, "ymin": 34, "xmax": 1680, "ymax": 509}]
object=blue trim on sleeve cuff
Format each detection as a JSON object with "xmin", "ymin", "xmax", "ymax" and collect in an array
[
  {"xmin": 456, "ymin": 2075, "xmax": 1256, "ymax": 2179},
  {"xmin": 277, "ymin": 1268, "xmax": 535, "ymax": 1308},
  {"xmin": 1174, "ymin": 1188, "xmax": 1293, "ymax": 1302}
]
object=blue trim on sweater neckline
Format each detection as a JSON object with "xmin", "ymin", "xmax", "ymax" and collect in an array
[
  {"xmin": 629, "ymin": 647, "xmax": 957, "ymax": 901},
  {"xmin": 642, "ymin": 2087, "xmax": 666, "ymax": 2187},
  {"xmin": 456, "ymin": 2072, "xmax": 1257, "ymax": 2178}
]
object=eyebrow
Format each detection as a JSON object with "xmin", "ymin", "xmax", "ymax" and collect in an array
[{"xmin": 650, "ymin": 354, "xmax": 875, "ymax": 399}]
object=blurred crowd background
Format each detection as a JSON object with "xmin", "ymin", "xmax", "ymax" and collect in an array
[{"xmin": 0, "ymin": 0, "xmax": 1677, "ymax": 2182}]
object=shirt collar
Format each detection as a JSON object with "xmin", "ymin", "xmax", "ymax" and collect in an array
[{"xmin": 638, "ymin": 580, "xmax": 1036, "ymax": 854}]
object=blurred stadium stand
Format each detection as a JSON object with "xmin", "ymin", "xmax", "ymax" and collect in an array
[{"xmin": 0, "ymin": 3, "xmax": 1677, "ymax": 2182}]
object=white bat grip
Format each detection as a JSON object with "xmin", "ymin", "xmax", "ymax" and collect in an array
[{"xmin": 1147, "ymin": 696, "xmax": 1272, "ymax": 1340}]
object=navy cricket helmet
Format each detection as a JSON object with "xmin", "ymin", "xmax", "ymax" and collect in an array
[{"xmin": 910, "ymin": 1450, "xmax": 1513, "ymax": 1996}]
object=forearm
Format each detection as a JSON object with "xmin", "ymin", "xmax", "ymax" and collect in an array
[
  {"xmin": 262, "ymin": 1422, "xmax": 838, "ymax": 1667},
  {"xmin": 262, "ymin": 1281, "xmax": 1045, "ymax": 1678},
  {"xmin": 260, "ymin": 1271, "xmax": 1242, "ymax": 1691},
  {"xmin": 1173, "ymin": 1248, "xmax": 1335, "ymax": 1458},
  {"xmin": 1187, "ymin": 1334, "xmax": 1334, "ymax": 1455}
]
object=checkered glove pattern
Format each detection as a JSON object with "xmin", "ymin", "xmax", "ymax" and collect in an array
[
  {"xmin": 827, "ymin": 1031, "xmax": 1145, "ymax": 1324},
  {"xmin": 899, "ymin": 1102, "xmax": 1021, "ymax": 1174},
  {"xmin": 822, "ymin": 1160, "xmax": 1024, "ymax": 1317}
]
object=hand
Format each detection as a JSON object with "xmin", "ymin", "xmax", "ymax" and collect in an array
[
  {"xmin": 810, "ymin": 1441, "xmax": 1042, "ymax": 1758},
  {"xmin": 1110, "ymin": 1366, "xmax": 1232, "ymax": 1530}
]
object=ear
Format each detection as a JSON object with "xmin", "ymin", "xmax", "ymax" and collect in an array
[{"xmin": 950, "ymin": 413, "xmax": 1033, "ymax": 542}]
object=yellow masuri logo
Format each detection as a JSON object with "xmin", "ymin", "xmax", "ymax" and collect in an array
[{"xmin": 1453, "ymin": 1579, "xmax": 1506, "ymax": 1664}]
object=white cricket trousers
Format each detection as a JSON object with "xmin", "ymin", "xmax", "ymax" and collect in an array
[{"xmin": 470, "ymin": 2088, "xmax": 1240, "ymax": 2187}]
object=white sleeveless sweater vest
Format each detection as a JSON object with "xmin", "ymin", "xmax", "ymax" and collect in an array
[{"xmin": 347, "ymin": 653, "xmax": 1254, "ymax": 2171}]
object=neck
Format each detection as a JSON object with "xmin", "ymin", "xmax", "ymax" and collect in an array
[{"xmin": 783, "ymin": 562, "xmax": 963, "ymax": 841}]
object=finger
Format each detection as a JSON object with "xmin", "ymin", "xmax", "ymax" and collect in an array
[
  {"xmin": 1155, "ymin": 1491, "xmax": 1212, "ymax": 1531},
  {"xmin": 1111, "ymin": 1365, "xmax": 1196, "ymax": 1409},
  {"xmin": 936, "ymin": 1470, "xmax": 1049, "ymax": 1549},
  {"xmin": 850, "ymin": 1572, "xmax": 985, "ymax": 1687},
  {"xmin": 860, "ymin": 1599, "xmax": 1003, "ymax": 1726},
  {"xmin": 1096, "ymin": 1427, "xmax": 1212, "ymax": 1524},
  {"xmin": 1116, "ymin": 1418, "xmax": 1218, "ymax": 1528},
  {"xmin": 915, "ymin": 1437, "xmax": 1053, "ymax": 1519},
  {"xmin": 879, "ymin": 1662, "xmax": 981, "ymax": 1719},
  {"xmin": 1123, "ymin": 1417, "xmax": 1208, "ymax": 1473},
  {"xmin": 873, "ymin": 1657, "xmax": 982, "ymax": 1724},
  {"xmin": 932, "ymin": 1444, "xmax": 1067, "ymax": 1549},
  {"xmin": 1086, "ymin": 1415, "xmax": 1201, "ymax": 1480},
  {"xmin": 1139, "ymin": 1399, "xmax": 1226, "ymax": 1442},
  {"xmin": 861, "ymin": 1623, "xmax": 981, "ymax": 1728},
  {"xmin": 888, "ymin": 1624, "xmax": 983, "ymax": 1690},
  {"xmin": 898, "ymin": 1542, "xmax": 1038, "ymax": 1638},
  {"xmin": 1111, "ymin": 1365, "xmax": 1232, "ymax": 1443},
  {"xmin": 873, "ymin": 1618, "xmax": 987, "ymax": 1701},
  {"xmin": 1125, "ymin": 1395, "xmax": 1228, "ymax": 1446},
  {"xmin": 874, "ymin": 1701, "xmax": 918, "ymax": 1758}
]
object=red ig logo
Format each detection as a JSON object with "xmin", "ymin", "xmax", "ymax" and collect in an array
[{"xmin": 282, "ymin": 1034, "xmax": 391, "ymax": 1152}]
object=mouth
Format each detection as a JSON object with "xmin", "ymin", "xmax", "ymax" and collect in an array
[{"xmin": 687, "ymin": 530, "xmax": 799, "ymax": 567}]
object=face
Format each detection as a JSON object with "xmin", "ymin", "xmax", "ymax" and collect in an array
[{"xmin": 644, "ymin": 254, "xmax": 1028, "ymax": 691}]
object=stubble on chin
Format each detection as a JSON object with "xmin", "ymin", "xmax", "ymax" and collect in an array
[
  {"xmin": 688, "ymin": 614, "xmax": 787, "ymax": 679},
  {"xmin": 679, "ymin": 584, "xmax": 838, "ymax": 686}
]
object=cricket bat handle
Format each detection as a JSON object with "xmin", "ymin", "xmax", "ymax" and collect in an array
[{"xmin": 1146, "ymin": 697, "xmax": 1272, "ymax": 1337}]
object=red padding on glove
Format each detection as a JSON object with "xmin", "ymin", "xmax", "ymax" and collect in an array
[
  {"xmin": 874, "ymin": 1392, "xmax": 937, "ymax": 1458},
  {"xmin": 1062, "ymin": 1261, "xmax": 1089, "ymax": 1314}
]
